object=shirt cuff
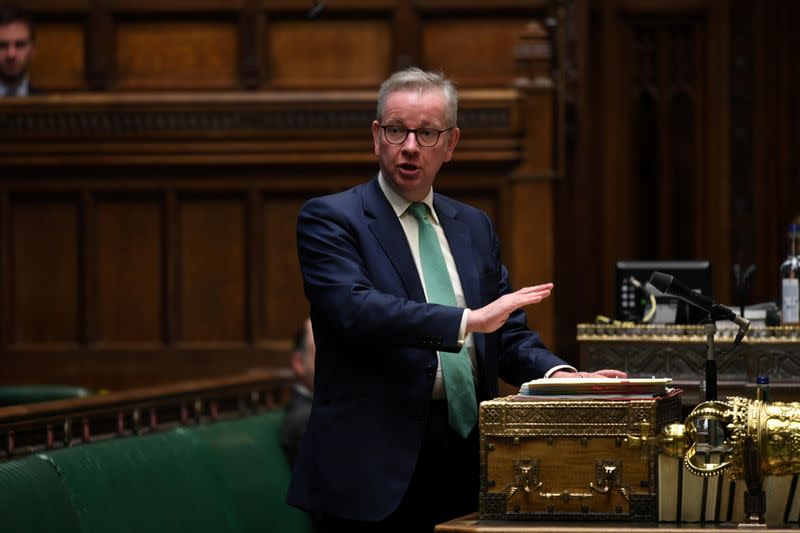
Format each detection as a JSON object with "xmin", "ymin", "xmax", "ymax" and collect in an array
[
  {"xmin": 544, "ymin": 365, "xmax": 577, "ymax": 378},
  {"xmin": 457, "ymin": 309, "xmax": 469, "ymax": 348}
]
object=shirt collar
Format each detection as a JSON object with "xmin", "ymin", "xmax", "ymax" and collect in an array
[
  {"xmin": 377, "ymin": 171, "xmax": 439, "ymax": 225},
  {"xmin": 0, "ymin": 77, "xmax": 30, "ymax": 97}
]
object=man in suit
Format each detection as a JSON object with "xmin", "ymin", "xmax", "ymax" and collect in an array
[
  {"xmin": 0, "ymin": 5, "xmax": 36, "ymax": 97},
  {"xmin": 280, "ymin": 318, "xmax": 315, "ymax": 467},
  {"xmin": 288, "ymin": 67, "xmax": 625, "ymax": 532}
]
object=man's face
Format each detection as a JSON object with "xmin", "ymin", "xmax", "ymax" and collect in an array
[
  {"xmin": 0, "ymin": 21, "xmax": 34, "ymax": 85},
  {"xmin": 372, "ymin": 89, "xmax": 460, "ymax": 203}
]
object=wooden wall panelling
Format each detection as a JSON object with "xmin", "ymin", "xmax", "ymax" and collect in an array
[
  {"xmin": 504, "ymin": 21, "xmax": 557, "ymax": 356},
  {"xmin": 596, "ymin": 0, "xmax": 634, "ymax": 320},
  {"xmin": 0, "ymin": 191, "xmax": 7, "ymax": 351},
  {"xmin": 415, "ymin": 1, "xmax": 549, "ymax": 88},
  {"xmin": 266, "ymin": 16, "xmax": 393, "ymax": 89},
  {"xmin": 177, "ymin": 193, "xmax": 247, "ymax": 345},
  {"xmin": 21, "ymin": 1, "xmax": 564, "ymax": 92},
  {"xmin": 750, "ymin": 1, "xmax": 800, "ymax": 305},
  {"xmin": 262, "ymin": 193, "xmax": 307, "ymax": 340},
  {"xmin": 421, "ymin": 17, "xmax": 532, "ymax": 88},
  {"xmin": 728, "ymin": 0, "xmax": 755, "ymax": 302},
  {"xmin": 29, "ymin": 15, "xmax": 88, "ymax": 91},
  {"xmin": 95, "ymin": 193, "xmax": 164, "ymax": 348},
  {"xmin": 392, "ymin": 0, "xmax": 421, "ymax": 70},
  {"xmin": 87, "ymin": 0, "xmax": 114, "ymax": 90},
  {"xmin": 164, "ymin": 190, "xmax": 178, "ymax": 346},
  {"xmin": 79, "ymin": 190, "xmax": 94, "ymax": 347},
  {"xmin": 10, "ymin": 193, "xmax": 81, "ymax": 349},
  {"xmin": 552, "ymin": 0, "xmax": 590, "ymax": 358},
  {"xmin": 114, "ymin": 16, "xmax": 239, "ymax": 90},
  {"xmin": 698, "ymin": 0, "xmax": 731, "ymax": 303},
  {"xmin": 575, "ymin": 0, "xmax": 731, "ymax": 321},
  {"xmin": 247, "ymin": 190, "xmax": 264, "ymax": 344},
  {"xmin": 239, "ymin": 0, "xmax": 263, "ymax": 89}
]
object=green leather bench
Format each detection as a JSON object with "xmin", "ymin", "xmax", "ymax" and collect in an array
[
  {"xmin": 0, "ymin": 385, "xmax": 92, "ymax": 407},
  {"xmin": 0, "ymin": 410, "xmax": 311, "ymax": 533}
]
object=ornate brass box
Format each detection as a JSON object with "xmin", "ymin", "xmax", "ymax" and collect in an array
[{"xmin": 479, "ymin": 392, "xmax": 682, "ymax": 521}]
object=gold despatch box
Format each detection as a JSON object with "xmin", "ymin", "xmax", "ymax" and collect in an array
[{"xmin": 479, "ymin": 391, "xmax": 683, "ymax": 521}]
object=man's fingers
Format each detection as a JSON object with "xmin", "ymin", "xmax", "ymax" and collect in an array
[
  {"xmin": 518, "ymin": 283, "xmax": 554, "ymax": 294},
  {"xmin": 592, "ymin": 369, "xmax": 628, "ymax": 379},
  {"xmin": 515, "ymin": 283, "xmax": 553, "ymax": 304}
]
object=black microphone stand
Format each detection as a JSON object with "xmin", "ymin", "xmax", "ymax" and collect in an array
[
  {"xmin": 703, "ymin": 317, "xmax": 717, "ymax": 403},
  {"xmin": 703, "ymin": 307, "xmax": 763, "ymax": 526}
]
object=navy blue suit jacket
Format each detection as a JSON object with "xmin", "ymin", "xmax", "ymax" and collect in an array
[{"xmin": 287, "ymin": 176, "xmax": 566, "ymax": 521}]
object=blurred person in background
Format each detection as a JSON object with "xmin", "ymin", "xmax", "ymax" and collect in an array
[
  {"xmin": 280, "ymin": 318, "xmax": 315, "ymax": 467},
  {"xmin": 0, "ymin": 5, "xmax": 37, "ymax": 97}
]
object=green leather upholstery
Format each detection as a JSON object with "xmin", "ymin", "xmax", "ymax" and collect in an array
[
  {"xmin": 0, "ymin": 385, "xmax": 92, "ymax": 406},
  {"xmin": 0, "ymin": 411, "xmax": 311, "ymax": 533},
  {"xmin": 47, "ymin": 430, "xmax": 243, "ymax": 533},
  {"xmin": 191, "ymin": 411, "xmax": 312, "ymax": 533},
  {"xmin": 0, "ymin": 453, "xmax": 82, "ymax": 533}
]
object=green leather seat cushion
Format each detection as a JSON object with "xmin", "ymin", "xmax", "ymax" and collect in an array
[
  {"xmin": 45, "ymin": 429, "xmax": 243, "ymax": 533},
  {"xmin": 191, "ymin": 411, "xmax": 312, "ymax": 533},
  {"xmin": 0, "ymin": 453, "xmax": 82, "ymax": 533}
]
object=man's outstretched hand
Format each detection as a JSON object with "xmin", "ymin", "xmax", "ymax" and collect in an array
[{"xmin": 466, "ymin": 283, "xmax": 553, "ymax": 334}]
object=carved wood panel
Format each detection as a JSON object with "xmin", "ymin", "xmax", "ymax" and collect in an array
[
  {"xmin": 95, "ymin": 195, "xmax": 163, "ymax": 346},
  {"xmin": 267, "ymin": 19, "xmax": 392, "ymax": 88},
  {"xmin": 30, "ymin": 21, "xmax": 86, "ymax": 90},
  {"xmin": 116, "ymin": 19, "xmax": 239, "ymax": 89}
]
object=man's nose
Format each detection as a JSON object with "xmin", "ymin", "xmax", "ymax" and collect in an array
[{"xmin": 401, "ymin": 131, "xmax": 420, "ymax": 151}]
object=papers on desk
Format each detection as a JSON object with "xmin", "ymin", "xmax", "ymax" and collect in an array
[{"xmin": 518, "ymin": 377, "xmax": 672, "ymax": 399}]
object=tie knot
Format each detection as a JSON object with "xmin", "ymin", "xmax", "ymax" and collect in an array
[{"xmin": 407, "ymin": 202, "xmax": 429, "ymax": 222}]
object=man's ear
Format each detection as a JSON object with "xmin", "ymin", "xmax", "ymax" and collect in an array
[
  {"xmin": 371, "ymin": 121, "xmax": 381, "ymax": 157},
  {"xmin": 443, "ymin": 127, "xmax": 461, "ymax": 162}
]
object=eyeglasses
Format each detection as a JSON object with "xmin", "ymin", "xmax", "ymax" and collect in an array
[{"xmin": 380, "ymin": 124, "xmax": 452, "ymax": 148}]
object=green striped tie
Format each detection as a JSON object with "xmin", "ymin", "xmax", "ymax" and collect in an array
[{"xmin": 408, "ymin": 202, "xmax": 477, "ymax": 438}]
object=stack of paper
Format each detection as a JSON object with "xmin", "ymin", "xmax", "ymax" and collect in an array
[{"xmin": 518, "ymin": 377, "xmax": 672, "ymax": 399}]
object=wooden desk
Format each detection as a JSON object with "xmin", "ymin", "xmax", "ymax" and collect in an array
[{"xmin": 436, "ymin": 513, "xmax": 800, "ymax": 532}]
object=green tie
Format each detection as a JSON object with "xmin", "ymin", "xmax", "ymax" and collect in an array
[{"xmin": 408, "ymin": 202, "xmax": 477, "ymax": 438}]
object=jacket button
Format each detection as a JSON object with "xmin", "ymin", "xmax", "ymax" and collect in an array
[
  {"xmin": 426, "ymin": 367, "xmax": 435, "ymax": 378},
  {"xmin": 416, "ymin": 410, "xmax": 425, "ymax": 421}
]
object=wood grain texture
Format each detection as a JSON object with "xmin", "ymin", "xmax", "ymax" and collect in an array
[
  {"xmin": 421, "ymin": 19, "xmax": 526, "ymax": 87},
  {"xmin": 29, "ymin": 22, "xmax": 86, "ymax": 90},
  {"xmin": 95, "ymin": 196, "xmax": 163, "ymax": 346},
  {"xmin": 116, "ymin": 20, "xmax": 239, "ymax": 89},
  {"xmin": 10, "ymin": 197, "xmax": 80, "ymax": 347},
  {"xmin": 267, "ymin": 19, "xmax": 392, "ymax": 88}
]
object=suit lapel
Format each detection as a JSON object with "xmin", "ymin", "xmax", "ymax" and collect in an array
[
  {"xmin": 364, "ymin": 178, "xmax": 426, "ymax": 302},
  {"xmin": 434, "ymin": 197, "xmax": 479, "ymax": 310}
]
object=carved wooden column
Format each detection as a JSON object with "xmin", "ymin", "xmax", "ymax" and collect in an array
[{"xmin": 508, "ymin": 22, "xmax": 557, "ymax": 348}]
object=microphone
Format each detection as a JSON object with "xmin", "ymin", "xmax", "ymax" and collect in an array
[{"xmin": 649, "ymin": 271, "xmax": 750, "ymax": 345}]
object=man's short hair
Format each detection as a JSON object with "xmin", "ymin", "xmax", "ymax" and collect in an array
[
  {"xmin": 377, "ymin": 67, "xmax": 458, "ymax": 128},
  {"xmin": 0, "ymin": 5, "xmax": 35, "ymax": 40}
]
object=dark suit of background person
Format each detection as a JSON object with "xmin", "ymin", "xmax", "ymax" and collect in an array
[
  {"xmin": 0, "ymin": 5, "xmax": 36, "ymax": 98},
  {"xmin": 280, "ymin": 319, "xmax": 315, "ymax": 467},
  {"xmin": 287, "ymin": 68, "xmax": 626, "ymax": 533}
]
